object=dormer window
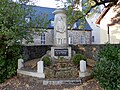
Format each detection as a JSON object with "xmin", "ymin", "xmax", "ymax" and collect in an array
[{"xmin": 25, "ymin": 17, "xmax": 31, "ymax": 23}]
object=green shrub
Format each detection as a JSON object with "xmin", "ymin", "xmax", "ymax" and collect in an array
[
  {"xmin": 58, "ymin": 56, "xmax": 64, "ymax": 61},
  {"xmin": 72, "ymin": 54, "xmax": 86, "ymax": 66},
  {"xmin": 98, "ymin": 44, "xmax": 119, "ymax": 60},
  {"xmin": 42, "ymin": 56, "xmax": 51, "ymax": 66},
  {"xmin": 92, "ymin": 44, "xmax": 120, "ymax": 90},
  {"xmin": 0, "ymin": 44, "xmax": 21, "ymax": 83}
]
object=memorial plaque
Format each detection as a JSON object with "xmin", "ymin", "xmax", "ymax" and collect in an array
[{"xmin": 54, "ymin": 49, "xmax": 68, "ymax": 56}]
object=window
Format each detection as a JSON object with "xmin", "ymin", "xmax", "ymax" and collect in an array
[
  {"xmin": 69, "ymin": 35, "xmax": 73, "ymax": 44},
  {"xmin": 25, "ymin": 17, "xmax": 30, "ymax": 23},
  {"xmin": 80, "ymin": 35, "xmax": 84, "ymax": 44},
  {"xmin": 92, "ymin": 36, "xmax": 94, "ymax": 42},
  {"xmin": 41, "ymin": 33, "xmax": 45, "ymax": 44}
]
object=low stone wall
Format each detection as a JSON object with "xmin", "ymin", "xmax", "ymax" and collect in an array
[
  {"xmin": 71, "ymin": 44, "xmax": 101, "ymax": 60},
  {"xmin": 22, "ymin": 44, "xmax": 120, "ymax": 61},
  {"xmin": 22, "ymin": 45, "xmax": 51, "ymax": 61},
  {"xmin": 71, "ymin": 44, "xmax": 120, "ymax": 60}
]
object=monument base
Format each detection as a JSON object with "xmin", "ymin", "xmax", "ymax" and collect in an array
[
  {"xmin": 79, "ymin": 71, "xmax": 91, "ymax": 78},
  {"xmin": 51, "ymin": 47, "xmax": 71, "ymax": 60}
]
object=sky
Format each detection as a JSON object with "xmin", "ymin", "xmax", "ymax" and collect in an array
[
  {"xmin": 28, "ymin": 0, "xmax": 67, "ymax": 8},
  {"xmin": 13, "ymin": 0, "xmax": 67, "ymax": 8},
  {"xmin": 30, "ymin": 0, "xmax": 57, "ymax": 8}
]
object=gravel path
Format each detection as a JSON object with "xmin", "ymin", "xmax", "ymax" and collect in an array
[{"xmin": 0, "ymin": 76, "xmax": 102, "ymax": 90}]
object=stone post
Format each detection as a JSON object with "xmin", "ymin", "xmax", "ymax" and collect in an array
[
  {"xmin": 37, "ymin": 61, "xmax": 44, "ymax": 73},
  {"xmin": 18, "ymin": 59, "xmax": 24, "ymax": 69},
  {"xmin": 80, "ymin": 60, "xmax": 86, "ymax": 72},
  {"xmin": 79, "ymin": 60, "xmax": 91, "ymax": 78}
]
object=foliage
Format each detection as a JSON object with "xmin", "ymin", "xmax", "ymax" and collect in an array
[
  {"xmin": 0, "ymin": 0, "xmax": 49, "ymax": 45},
  {"xmin": 0, "ymin": 44, "xmax": 21, "ymax": 83},
  {"xmin": 92, "ymin": 44, "xmax": 120, "ymax": 90},
  {"xmin": 72, "ymin": 54, "xmax": 86, "ymax": 66},
  {"xmin": 66, "ymin": 0, "xmax": 118, "ymax": 26},
  {"xmin": 98, "ymin": 44, "xmax": 119, "ymax": 60},
  {"xmin": 0, "ymin": 0, "xmax": 49, "ymax": 83},
  {"xmin": 42, "ymin": 56, "xmax": 51, "ymax": 66},
  {"xmin": 58, "ymin": 56, "xmax": 64, "ymax": 61}
]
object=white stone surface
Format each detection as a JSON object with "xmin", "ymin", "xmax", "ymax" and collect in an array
[
  {"xmin": 37, "ymin": 61, "xmax": 44, "ymax": 73},
  {"xmin": 51, "ymin": 9, "xmax": 72, "ymax": 59},
  {"xmin": 18, "ymin": 59, "xmax": 24, "ymax": 69},
  {"xmin": 53, "ymin": 9, "xmax": 68, "ymax": 46},
  {"xmin": 17, "ymin": 60, "xmax": 45, "ymax": 79},
  {"xmin": 80, "ymin": 60, "xmax": 86, "ymax": 72},
  {"xmin": 17, "ymin": 69, "xmax": 45, "ymax": 78},
  {"xmin": 43, "ymin": 79, "xmax": 82, "ymax": 85},
  {"xmin": 79, "ymin": 71, "xmax": 90, "ymax": 78}
]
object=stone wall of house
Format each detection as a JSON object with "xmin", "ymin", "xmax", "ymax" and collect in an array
[
  {"xmin": 23, "ymin": 29, "xmax": 91, "ymax": 46},
  {"xmin": 23, "ymin": 29, "xmax": 92, "ymax": 46},
  {"xmin": 68, "ymin": 30, "xmax": 91, "ymax": 44},
  {"xmin": 22, "ymin": 44, "xmax": 120, "ymax": 61},
  {"xmin": 44, "ymin": 29, "xmax": 54, "ymax": 45}
]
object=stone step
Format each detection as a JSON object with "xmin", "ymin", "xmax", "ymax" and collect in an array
[{"xmin": 43, "ymin": 79, "xmax": 82, "ymax": 85}]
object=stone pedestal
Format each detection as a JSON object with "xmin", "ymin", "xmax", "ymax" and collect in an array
[{"xmin": 79, "ymin": 71, "xmax": 90, "ymax": 77}]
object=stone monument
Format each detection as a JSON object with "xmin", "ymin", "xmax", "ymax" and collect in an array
[{"xmin": 51, "ymin": 8, "xmax": 71, "ymax": 59}]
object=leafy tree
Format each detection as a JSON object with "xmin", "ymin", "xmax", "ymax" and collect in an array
[
  {"xmin": 66, "ymin": 0, "xmax": 119, "ymax": 26},
  {"xmin": 0, "ymin": 0, "xmax": 49, "ymax": 45},
  {"xmin": 0, "ymin": 0, "xmax": 49, "ymax": 83}
]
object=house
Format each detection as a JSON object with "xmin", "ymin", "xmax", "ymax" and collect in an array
[
  {"xmin": 22, "ymin": 6, "xmax": 92, "ymax": 46},
  {"xmin": 86, "ymin": 12, "xmax": 101, "ymax": 44},
  {"xmin": 78, "ymin": 0, "xmax": 102, "ymax": 44},
  {"xmin": 96, "ymin": 1, "xmax": 120, "ymax": 44}
]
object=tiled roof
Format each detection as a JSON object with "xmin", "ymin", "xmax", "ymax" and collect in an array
[{"xmin": 30, "ymin": 6, "xmax": 92, "ymax": 30}]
